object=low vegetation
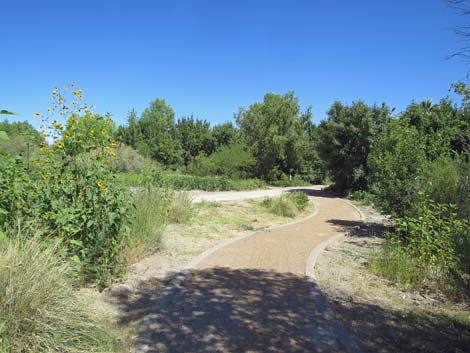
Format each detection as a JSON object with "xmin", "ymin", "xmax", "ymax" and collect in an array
[
  {"xmin": 0, "ymin": 236, "xmax": 117, "ymax": 353},
  {"xmin": 261, "ymin": 192, "xmax": 310, "ymax": 218}
]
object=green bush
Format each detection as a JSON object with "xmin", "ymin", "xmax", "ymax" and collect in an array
[
  {"xmin": 347, "ymin": 190, "xmax": 376, "ymax": 206},
  {"xmin": 269, "ymin": 174, "xmax": 310, "ymax": 187},
  {"xmin": 187, "ymin": 143, "xmax": 255, "ymax": 178},
  {"xmin": 0, "ymin": 87, "xmax": 130, "ymax": 285},
  {"xmin": 287, "ymin": 191, "xmax": 309, "ymax": 210},
  {"xmin": 0, "ymin": 236, "xmax": 117, "ymax": 353},
  {"xmin": 110, "ymin": 144, "xmax": 153, "ymax": 173}
]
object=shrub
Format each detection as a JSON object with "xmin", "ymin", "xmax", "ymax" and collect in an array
[
  {"xmin": 269, "ymin": 174, "xmax": 310, "ymax": 187},
  {"xmin": 0, "ymin": 86, "xmax": 130, "ymax": 285},
  {"xmin": 261, "ymin": 192, "xmax": 310, "ymax": 217},
  {"xmin": 0, "ymin": 236, "xmax": 117, "ymax": 353},
  {"xmin": 347, "ymin": 190, "xmax": 376, "ymax": 206},
  {"xmin": 110, "ymin": 144, "xmax": 152, "ymax": 173},
  {"xmin": 287, "ymin": 191, "xmax": 309, "ymax": 210},
  {"xmin": 271, "ymin": 196, "xmax": 298, "ymax": 217},
  {"xmin": 187, "ymin": 144, "xmax": 255, "ymax": 178}
]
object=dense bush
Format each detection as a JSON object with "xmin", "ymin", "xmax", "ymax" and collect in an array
[
  {"xmin": 110, "ymin": 144, "xmax": 152, "ymax": 173},
  {"xmin": 0, "ymin": 236, "xmax": 117, "ymax": 353},
  {"xmin": 0, "ymin": 86, "xmax": 130, "ymax": 285},
  {"xmin": 187, "ymin": 143, "xmax": 255, "ymax": 179}
]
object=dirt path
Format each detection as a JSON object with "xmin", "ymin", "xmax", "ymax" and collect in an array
[{"xmin": 128, "ymin": 188, "xmax": 363, "ymax": 353}]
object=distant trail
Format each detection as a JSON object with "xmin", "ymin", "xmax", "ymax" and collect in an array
[
  {"xmin": 190, "ymin": 185, "xmax": 321, "ymax": 203},
  {"xmin": 132, "ymin": 187, "xmax": 363, "ymax": 353}
]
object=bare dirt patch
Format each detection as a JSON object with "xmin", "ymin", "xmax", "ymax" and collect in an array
[{"xmin": 315, "ymin": 203, "xmax": 470, "ymax": 353}]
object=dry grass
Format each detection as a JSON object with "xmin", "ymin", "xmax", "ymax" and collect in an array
[{"xmin": 161, "ymin": 197, "xmax": 312, "ymax": 258}]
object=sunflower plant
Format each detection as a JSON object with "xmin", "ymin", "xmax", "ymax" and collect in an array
[{"xmin": 1, "ymin": 85, "xmax": 129, "ymax": 285}]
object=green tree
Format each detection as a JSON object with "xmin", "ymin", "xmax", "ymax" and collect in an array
[
  {"xmin": 212, "ymin": 122, "xmax": 239, "ymax": 149},
  {"xmin": 318, "ymin": 101, "xmax": 390, "ymax": 191},
  {"xmin": 236, "ymin": 92, "xmax": 308, "ymax": 180},
  {"xmin": 123, "ymin": 99, "xmax": 183, "ymax": 166},
  {"xmin": 176, "ymin": 116, "xmax": 214, "ymax": 166}
]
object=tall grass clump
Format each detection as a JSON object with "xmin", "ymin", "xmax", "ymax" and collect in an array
[
  {"xmin": 125, "ymin": 186, "xmax": 172, "ymax": 263},
  {"xmin": 261, "ymin": 192, "xmax": 310, "ymax": 218},
  {"xmin": 0, "ymin": 236, "xmax": 116, "ymax": 353},
  {"xmin": 168, "ymin": 191, "xmax": 193, "ymax": 224}
]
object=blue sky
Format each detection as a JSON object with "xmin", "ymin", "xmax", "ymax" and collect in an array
[{"xmin": 1, "ymin": 0, "xmax": 469, "ymax": 127}]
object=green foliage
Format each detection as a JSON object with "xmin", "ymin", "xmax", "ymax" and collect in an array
[
  {"xmin": 110, "ymin": 144, "xmax": 153, "ymax": 173},
  {"xmin": 394, "ymin": 196, "xmax": 466, "ymax": 269},
  {"xmin": 0, "ymin": 236, "xmax": 117, "ymax": 353},
  {"xmin": 0, "ymin": 86, "xmax": 130, "ymax": 285},
  {"xmin": 122, "ymin": 99, "xmax": 183, "ymax": 166},
  {"xmin": 269, "ymin": 174, "xmax": 310, "ymax": 187},
  {"xmin": 286, "ymin": 191, "xmax": 309, "ymax": 210},
  {"xmin": 125, "ymin": 186, "xmax": 172, "ymax": 263},
  {"xmin": 188, "ymin": 143, "xmax": 255, "ymax": 178},
  {"xmin": 176, "ymin": 116, "xmax": 214, "ymax": 166},
  {"xmin": 236, "ymin": 92, "xmax": 322, "ymax": 181},
  {"xmin": 318, "ymin": 101, "xmax": 391, "ymax": 191},
  {"xmin": 261, "ymin": 192, "xmax": 309, "ymax": 217},
  {"xmin": 369, "ymin": 241, "xmax": 429, "ymax": 289},
  {"xmin": 347, "ymin": 190, "xmax": 377, "ymax": 206},
  {"xmin": 369, "ymin": 119, "xmax": 428, "ymax": 215}
]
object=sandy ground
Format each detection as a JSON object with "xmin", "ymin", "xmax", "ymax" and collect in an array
[{"xmin": 127, "ymin": 188, "xmax": 363, "ymax": 353}]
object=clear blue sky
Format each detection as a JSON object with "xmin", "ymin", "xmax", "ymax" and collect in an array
[{"xmin": 1, "ymin": 0, "xmax": 469, "ymax": 127}]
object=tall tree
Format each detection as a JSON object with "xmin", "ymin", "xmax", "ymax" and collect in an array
[
  {"xmin": 318, "ymin": 101, "xmax": 391, "ymax": 191},
  {"xmin": 236, "ymin": 92, "xmax": 307, "ymax": 180},
  {"xmin": 176, "ymin": 116, "xmax": 214, "ymax": 166}
]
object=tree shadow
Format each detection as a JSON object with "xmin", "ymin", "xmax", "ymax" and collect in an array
[
  {"xmin": 326, "ymin": 219, "xmax": 389, "ymax": 238},
  {"xmin": 110, "ymin": 268, "xmax": 356, "ymax": 353},
  {"xmin": 328, "ymin": 297, "xmax": 470, "ymax": 353},
  {"xmin": 285, "ymin": 187, "xmax": 339, "ymax": 198}
]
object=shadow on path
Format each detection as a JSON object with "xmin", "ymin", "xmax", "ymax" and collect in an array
[{"xmin": 112, "ymin": 268, "xmax": 351, "ymax": 353}]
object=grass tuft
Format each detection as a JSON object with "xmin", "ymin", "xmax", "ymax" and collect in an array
[{"xmin": 0, "ymin": 236, "xmax": 117, "ymax": 353}]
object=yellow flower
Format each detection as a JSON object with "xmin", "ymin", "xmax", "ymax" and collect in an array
[
  {"xmin": 65, "ymin": 131, "xmax": 71, "ymax": 138},
  {"xmin": 101, "ymin": 128, "xmax": 107, "ymax": 135},
  {"xmin": 105, "ymin": 146, "xmax": 110, "ymax": 150},
  {"xmin": 43, "ymin": 213, "xmax": 49, "ymax": 221},
  {"xmin": 56, "ymin": 141, "xmax": 64, "ymax": 149},
  {"xmin": 55, "ymin": 123, "xmax": 63, "ymax": 130},
  {"xmin": 111, "ymin": 151, "xmax": 116, "ymax": 157},
  {"xmin": 47, "ymin": 108, "xmax": 52, "ymax": 113},
  {"xmin": 89, "ymin": 129, "xmax": 95, "ymax": 136},
  {"xmin": 111, "ymin": 139, "xmax": 117, "ymax": 146},
  {"xmin": 34, "ymin": 112, "xmax": 41, "ymax": 117},
  {"xmin": 39, "ymin": 146, "xmax": 47, "ymax": 153},
  {"xmin": 54, "ymin": 175, "xmax": 59, "ymax": 181},
  {"xmin": 70, "ymin": 117, "xmax": 78, "ymax": 125},
  {"xmin": 43, "ymin": 175, "xmax": 50, "ymax": 181},
  {"xmin": 72, "ymin": 90, "xmax": 81, "ymax": 96}
]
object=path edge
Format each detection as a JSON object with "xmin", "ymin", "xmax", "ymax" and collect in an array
[{"xmin": 304, "ymin": 198, "xmax": 366, "ymax": 353}]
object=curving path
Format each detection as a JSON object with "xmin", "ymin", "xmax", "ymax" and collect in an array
[{"xmin": 130, "ymin": 188, "xmax": 363, "ymax": 353}]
